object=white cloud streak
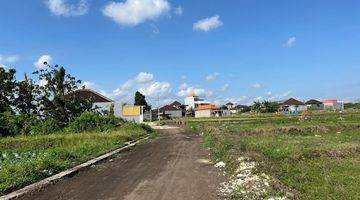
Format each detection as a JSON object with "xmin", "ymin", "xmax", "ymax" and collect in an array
[
  {"xmin": 193, "ymin": 15, "xmax": 223, "ymax": 32},
  {"xmin": 206, "ymin": 72, "xmax": 220, "ymax": 81},
  {"xmin": 45, "ymin": 0, "xmax": 89, "ymax": 17},
  {"xmin": 0, "ymin": 55, "xmax": 19, "ymax": 63},
  {"xmin": 174, "ymin": 6, "xmax": 183, "ymax": 16},
  {"xmin": 284, "ymin": 36, "xmax": 296, "ymax": 48}
]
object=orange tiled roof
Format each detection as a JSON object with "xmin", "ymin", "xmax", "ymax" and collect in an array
[{"xmin": 195, "ymin": 104, "xmax": 220, "ymax": 111}]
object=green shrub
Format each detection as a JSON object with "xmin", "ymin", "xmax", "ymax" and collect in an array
[
  {"xmin": 67, "ymin": 112, "xmax": 121, "ymax": 133},
  {"xmin": 0, "ymin": 112, "xmax": 42, "ymax": 136},
  {"xmin": 29, "ymin": 118, "xmax": 62, "ymax": 135}
]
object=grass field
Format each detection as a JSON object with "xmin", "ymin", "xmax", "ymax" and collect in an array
[
  {"xmin": 188, "ymin": 111, "xmax": 360, "ymax": 199},
  {"xmin": 0, "ymin": 124, "xmax": 156, "ymax": 195}
]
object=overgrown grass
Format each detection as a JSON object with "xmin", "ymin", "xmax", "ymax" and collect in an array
[
  {"xmin": 189, "ymin": 111, "xmax": 360, "ymax": 199},
  {"xmin": 0, "ymin": 123, "xmax": 156, "ymax": 195}
]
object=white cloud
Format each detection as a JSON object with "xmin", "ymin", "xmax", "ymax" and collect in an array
[
  {"xmin": 179, "ymin": 83, "xmax": 189, "ymax": 90},
  {"xmin": 81, "ymin": 81, "xmax": 99, "ymax": 90},
  {"xmin": 213, "ymin": 96, "xmax": 248, "ymax": 106},
  {"xmin": 34, "ymin": 55, "xmax": 52, "ymax": 69},
  {"xmin": 121, "ymin": 80, "xmax": 133, "ymax": 90},
  {"xmin": 206, "ymin": 72, "xmax": 220, "ymax": 81},
  {"xmin": 102, "ymin": 0, "xmax": 171, "ymax": 26},
  {"xmin": 265, "ymin": 91, "xmax": 272, "ymax": 96},
  {"xmin": 139, "ymin": 81, "xmax": 172, "ymax": 98},
  {"xmin": 177, "ymin": 86, "xmax": 213, "ymax": 98},
  {"xmin": 174, "ymin": 6, "xmax": 183, "ymax": 16},
  {"xmin": 193, "ymin": 15, "xmax": 223, "ymax": 32},
  {"xmin": 0, "ymin": 55, "xmax": 19, "ymax": 63},
  {"xmin": 284, "ymin": 36, "xmax": 296, "ymax": 48},
  {"xmin": 181, "ymin": 75, "xmax": 187, "ymax": 80},
  {"xmin": 38, "ymin": 79, "xmax": 49, "ymax": 87},
  {"xmin": 135, "ymin": 72, "xmax": 154, "ymax": 84},
  {"xmin": 251, "ymin": 83, "xmax": 263, "ymax": 89},
  {"xmin": 0, "ymin": 64, "xmax": 9, "ymax": 69},
  {"xmin": 45, "ymin": 0, "xmax": 88, "ymax": 17},
  {"xmin": 266, "ymin": 90, "xmax": 293, "ymax": 101},
  {"xmin": 220, "ymin": 83, "xmax": 230, "ymax": 92}
]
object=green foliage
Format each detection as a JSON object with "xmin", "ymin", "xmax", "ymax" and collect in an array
[
  {"xmin": 13, "ymin": 74, "xmax": 38, "ymax": 115},
  {"xmin": 134, "ymin": 91, "xmax": 150, "ymax": 111},
  {"xmin": 30, "ymin": 118, "xmax": 62, "ymax": 135},
  {"xmin": 67, "ymin": 112, "xmax": 120, "ymax": 133},
  {"xmin": 0, "ymin": 67, "xmax": 16, "ymax": 113},
  {"xmin": 345, "ymin": 102, "xmax": 360, "ymax": 109},
  {"xmin": 186, "ymin": 107, "xmax": 195, "ymax": 117},
  {"xmin": 251, "ymin": 101, "xmax": 279, "ymax": 113},
  {"xmin": 34, "ymin": 65, "xmax": 92, "ymax": 127}
]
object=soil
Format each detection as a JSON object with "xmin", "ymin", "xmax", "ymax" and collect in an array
[{"xmin": 18, "ymin": 126, "xmax": 224, "ymax": 200}]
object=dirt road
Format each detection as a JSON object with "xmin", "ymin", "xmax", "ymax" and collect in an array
[{"xmin": 18, "ymin": 126, "xmax": 223, "ymax": 200}]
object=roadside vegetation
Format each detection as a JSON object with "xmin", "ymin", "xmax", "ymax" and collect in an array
[
  {"xmin": 0, "ymin": 65, "xmax": 156, "ymax": 195},
  {"xmin": 188, "ymin": 111, "xmax": 360, "ymax": 199}
]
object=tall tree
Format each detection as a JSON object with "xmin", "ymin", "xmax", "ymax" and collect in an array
[
  {"xmin": 34, "ymin": 64, "xmax": 92, "ymax": 126},
  {"xmin": 0, "ymin": 67, "xmax": 16, "ymax": 113},
  {"xmin": 134, "ymin": 91, "xmax": 150, "ymax": 111},
  {"xmin": 13, "ymin": 74, "xmax": 38, "ymax": 115}
]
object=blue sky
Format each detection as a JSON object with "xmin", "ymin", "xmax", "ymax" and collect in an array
[{"xmin": 1, "ymin": 0, "xmax": 360, "ymax": 106}]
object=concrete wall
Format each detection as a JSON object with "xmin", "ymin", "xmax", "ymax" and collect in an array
[
  {"xmin": 195, "ymin": 110, "xmax": 212, "ymax": 118},
  {"xmin": 165, "ymin": 110, "xmax": 183, "ymax": 118},
  {"xmin": 324, "ymin": 103, "xmax": 344, "ymax": 110},
  {"xmin": 94, "ymin": 102, "xmax": 144, "ymax": 123},
  {"xmin": 94, "ymin": 102, "xmax": 113, "ymax": 114}
]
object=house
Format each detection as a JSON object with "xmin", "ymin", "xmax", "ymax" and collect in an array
[
  {"xmin": 305, "ymin": 99, "xmax": 324, "ymax": 110},
  {"xmin": 169, "ymin": 101, "xmax": 186, "ymax": 110},
  {"xmin": 71, "ymin": 88, "xmax": 144, "ymax": 123},
  {"xmin": 281, "ymin": 98, "xmax": 307, "ymax": 114},
  {"xmin": 184, "ymin": 91, "xmax": 210, "ymax": 110},
  {"xmin": 225, "ymin": 102, "xmax": 235, "ymax": 110},
  {"xmin": 159, "ymin": 101, "xmax": 185, "ymax": 119},
  {"xmin": 324, "ymin": 99, "xmax": 344, "ymax": 110},
  {"xmin": 70, "ymin": 88, "xmax": 114, "ymax": 114},
  {"xmin": 195, "ymin": 104, "xmax": 231, "ymax": 118}
]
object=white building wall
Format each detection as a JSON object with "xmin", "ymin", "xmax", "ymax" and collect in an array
[{"xmin": 94, "ymin": 102, "xmax": 144, "ymax": 123}]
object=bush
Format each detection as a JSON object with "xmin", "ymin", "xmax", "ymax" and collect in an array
[
  {"xmin": 29, "ymin": 118, "xmax": 62, "ymax": 135},
  {"xmin": 67, "ymin": 111, "xmax": 121, "ymax": 133},
  {"xmin": 0, "ymin": 112, "xmax": 62, "ymax": 136}
]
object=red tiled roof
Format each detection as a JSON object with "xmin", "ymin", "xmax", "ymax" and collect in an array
[{"xmin": 195, "ymin": 104, "xmax": 221, "ymax": 111}]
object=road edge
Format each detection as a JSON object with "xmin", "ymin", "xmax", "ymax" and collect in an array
[{"xmin": 0, "ymin": 136, "xmax": 150, "ymax": 200}]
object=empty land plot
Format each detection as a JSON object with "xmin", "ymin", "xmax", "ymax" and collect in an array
[{"xmin": 188, "ymin": 111, "xmax": 360, "ymax": 199}]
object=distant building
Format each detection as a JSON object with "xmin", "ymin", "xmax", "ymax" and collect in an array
[
  {"xmin": 225, "ymin": 102, "xmax": 235, "ymax": 110},
  {"xmin": 305, "ymin": 99, "xmax": 324, "ymax": 110},
  {"xmin": 184, "ymin": 91, "xmax": 210, "ymax": 110},
  {"xmin": 70, "ymin": 88, "xmax": 114, "ymax": 114},
  {"xmin": 159, "ymin": 101, "xmax": 185, "ymax": 119},
  {"xmin": 281, "ymin": 98, "xmax": 307, "ymax": 114},
  {"xmin": 324, "ymin": 99, "xmax": 344, "ymax": 110},
  {"xmin": 195, "ymin": 105, "xmax": 231, "ymax": 118},
  {"xmin": 71, "ymin": 88, "xmax": 144, "ymax": 123}
]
